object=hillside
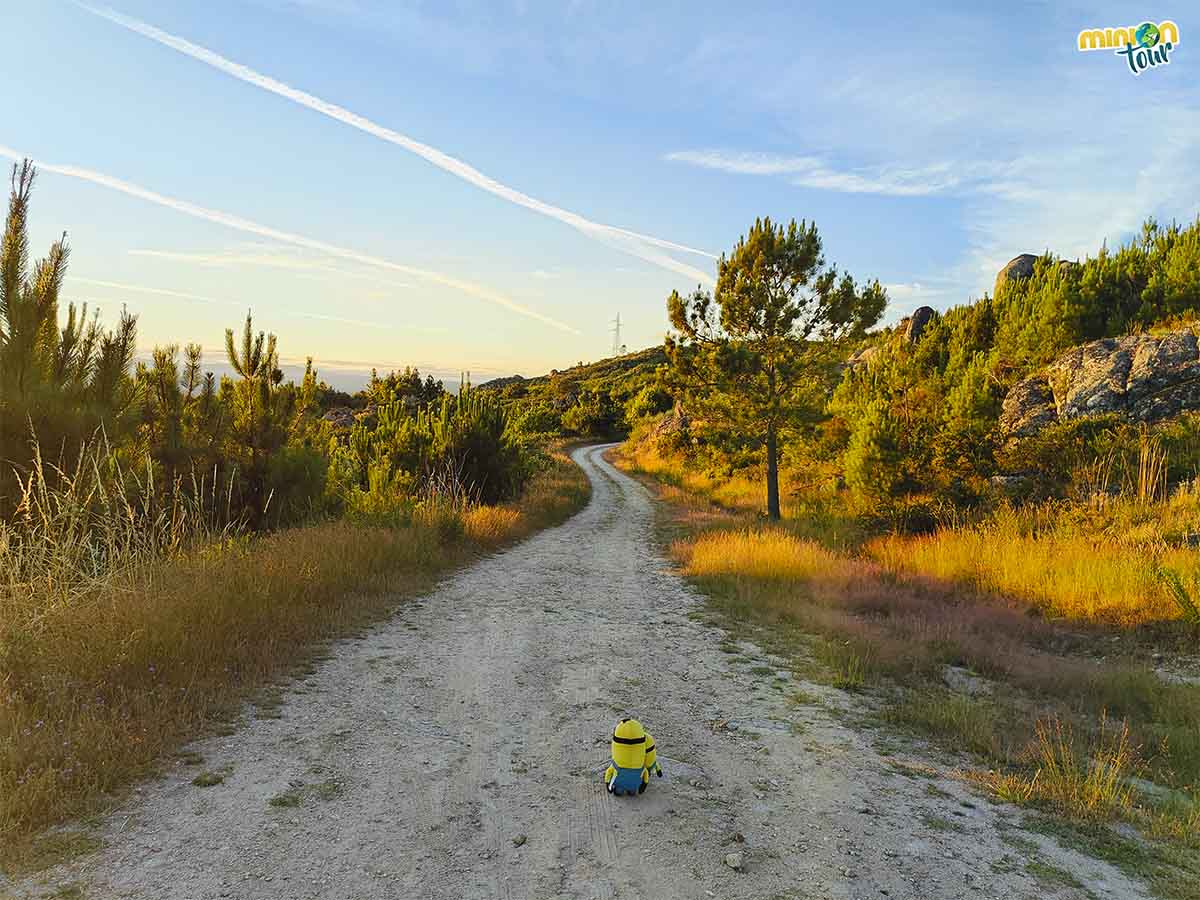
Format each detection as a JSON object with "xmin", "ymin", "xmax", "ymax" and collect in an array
[{"xmin": 480, "ymin": 346, "xmax": 670, "ymax": 438}]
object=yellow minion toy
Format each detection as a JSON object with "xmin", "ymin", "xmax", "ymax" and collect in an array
[
  {"xmin": 643, "ymin": 730, "xmax": 663, "ymax": 783},
  {"xmin": 604, "ymin": 718, "xmax": 649, "ymax": 796}
]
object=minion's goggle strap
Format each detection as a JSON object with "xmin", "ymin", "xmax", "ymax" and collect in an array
[{"xmin": 612, "ymin": 733, "xmax": 646, "ymax": 745}]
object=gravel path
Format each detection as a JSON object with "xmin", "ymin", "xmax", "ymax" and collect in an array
[{"xmin": 9, "ymin": 445, "xmax": 1149, "ymax": 900}]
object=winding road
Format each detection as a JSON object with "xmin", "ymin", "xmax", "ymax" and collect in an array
[{"xmin": 11, "ymin": 446, "xmax": 1148, "ymax": 899}]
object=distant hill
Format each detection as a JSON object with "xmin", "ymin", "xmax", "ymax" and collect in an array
[
  {"xmin": 478, "ymin": 346, "xmax": 666, "ymax": 392},
  {"xmin": 480, "ymin": 347, "xmax": 669, "ymax": 438}
]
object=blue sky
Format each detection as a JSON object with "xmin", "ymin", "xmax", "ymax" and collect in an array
[{"xmin": 5, "ymin": 1, "xmax": 1197, "ymax": 387}]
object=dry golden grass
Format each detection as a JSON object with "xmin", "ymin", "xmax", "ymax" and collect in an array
[
  {"xmin": 975, "ymin": 717, "xmax": 1140, "ymax": 821},
  {"xmin": 682, "ymin": 528, "xmax": 854, "ymax": 582},
  {"xmin": 0, "ymin": 447, "xmax": 589, "ymax": 864},
  {"xmin": 622, "ymin": 438, "xmax": 1197, "ymax": 627},
  {"xmin": 619, "ymin": 440, "xmax": 869, "ymax": 551},
  {"xmin": 868, "ymin": 526, "xmax": 1191, "ymax": 626},
  {"xmin": 462, "ymin": 505, "xmax": 524, "ymax": 543}
]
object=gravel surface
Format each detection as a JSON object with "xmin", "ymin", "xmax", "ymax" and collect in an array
[{"xmin": 7, "ymin": 445, "xmax": 1150, "ymax": 899}]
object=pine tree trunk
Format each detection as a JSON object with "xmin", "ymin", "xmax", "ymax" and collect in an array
[{"xmin": 766, "ymin": 421, "xmax": 781, "ymax": 520}]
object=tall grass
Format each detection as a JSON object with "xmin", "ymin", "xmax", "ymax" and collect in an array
[
  {"xmin": 976, "ymin": 716, "xmax": 1140, "ymax": 822},
  {"xmin": 619, "ymin": 437, "xmax": 865, "ymax": 549},
  {"xmin": 1156, "ymin": 567, "xmax": 1200, "ymax": 624},
  {"xmin": 683, "ymin": 528, "xmax": 854, "ymax": 582},
  {"xmin": 868, "ymin": 525, "xmax": 1188, "ymax": 626},
  {"xmin": 623, "ymin": 436, "xmax": 1200, "ymax": 627},
  {"xmin": 868, "ymin": 489, "xmax": 1200, "ymax": 626},
  {"xmin": 1, "ymin": 441, "xmax": 230, "ymax": 629},
  {"xmin": 0, "ymin": 444, "xmax": 589, "ymax": 860}
]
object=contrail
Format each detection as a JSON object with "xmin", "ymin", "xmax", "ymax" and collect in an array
[
  {"xmin": 70, "ymin": 278, "xmax": 392, "ymax": 329},
  {"xmin": 127, "ymin": 249, "xmax": 416, "ymax": 289},
  {"xmin": 0, "ymin": 145, "xmax": 581, "ymax": 334},
  {"xmin": 78, "ymin": 3, "xmax": 718, "ymax": 285}
]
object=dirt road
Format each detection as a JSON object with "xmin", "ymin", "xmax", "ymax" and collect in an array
[{"xmin": 11, "ymin": 445, "xmax": 1148, "ymax": 899}]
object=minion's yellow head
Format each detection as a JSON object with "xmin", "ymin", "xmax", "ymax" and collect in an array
[
  {"xmin": 610, "ymin": 718, "xmax": 647, "ymax": 770},
  {"xmin": 644, "ymin": 730, "xmax": 657, "ymax": 769}
]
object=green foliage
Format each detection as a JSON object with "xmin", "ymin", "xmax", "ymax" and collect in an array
[
  {"xmin": 332, "ymin": 382, "xmax": 529, "ymax": 518},
  {"xmin": 843, "ymin": 397, "xmax": 903, "ymax": 509},
  {"xmin": 624, "ymin": 383, "xmax": 673, "ymax": 423},
  {"xmin": 511, "ymin": 402, "xmax": 561, "ymax": 437},
  {"xmin": 0, "ymin": 160, "xmax": 521, "ymax": 534},
  {"xmin": 992, "ymin": 221, "xmax": 1200, "ymax": 367},
  {"xmin": 1156, "ymin": 567, "xmax": 1200, "ymax": 624},
  {"xmin": 0, "ymin": 162, "xmax": 140, "ymax": 508},
  {"xmin": 220, "ymin": 314, "xmax": 305, "ymax": 526},
  {"xmin": 483, "ymin": 347, "xmax": 667, "ymax": 439},
  {"xmin": 364, "ymin": 366, "xmax": 445, "ymax": 408},
  {"xmin": 825, "ymin": 216, "xmax": 1200, "ymax": 509},
  {"xmin": 666, "ymin": 216, "xmax": 886, "ymax": 518},
  {"xmin": 560, "ymin": 390, "xmax": 620, "ymax": 437}
]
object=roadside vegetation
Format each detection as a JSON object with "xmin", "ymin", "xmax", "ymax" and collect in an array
[
  {"xmin": 594, "ymin": 212, "xmax": 1200, "ymax": 897},
  {"xmin": 481, "ymin": 346, "xmax": 672, "ymax": 442},
  {"xmin": 620, "ymin": 448, "xmax": 1200, "ymax": 896},
  {"xmin": 0, "ymin": 161, "xmax": 590, "ymax": 863}
]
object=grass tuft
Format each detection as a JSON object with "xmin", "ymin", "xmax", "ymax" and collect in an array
[{"xmin": 974, "ymin": 716, "xmax": 1139, "ymax": 822}]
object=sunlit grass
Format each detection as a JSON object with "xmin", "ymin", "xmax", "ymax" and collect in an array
[
  {"xmin": 618, "ymin": 438, "xmax": 864, "ymax": 548},
  {"xmin": 682, "ymin": 528, "xmax": 853, "ymax": 582},
  {"xmin": 624, "ymin": 435, "xmax": 1198, "ymax": 627},
  {"xmin": 973, "ymin": 716, "xmax": 1140, "ymax": 822},
  {"xmin": 867, "ymin": 527, "xmax": 1189, "ymax": 626}
]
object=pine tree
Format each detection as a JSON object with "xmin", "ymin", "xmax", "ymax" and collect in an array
[
  {"xmin": 0, "ymin": 160, "xmax": 138, "ymax": 500},
  {"xmin": 666, "ymin": 217, "xmax": 886, "ymax": 518},
  {"xmin": 224, "ymin": 313, "xmax": 293, "ymax": 525}
]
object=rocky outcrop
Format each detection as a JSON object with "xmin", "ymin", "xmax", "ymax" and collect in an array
[
  {"xmin": 990, "ymin": 474, "xmax": 1033, "ymax": 493},
  {"xmin": 999, "ymin": 377, "xmax": 1058, "ymax": 438},
  {"xmin": 904, "ymin": 306, "xmax": 935, "ymax": 344},
  {"xmin": 994, "ymin": 254, "xmax": 1038, "ymax": 296},
  {"xmin": 999, "ymin": 330, "xmax": 1200, "ymax": 437},
  {"xmin": 846, "ymin": 345, "xmax": 882, "ymax": 370},
  {"xmin": 321, "ymin": 406, "xmax": 357, "ymax": 429},
  {"xmin": 652, "ymin": 403, "xmax": 690, "ymax": 444}
]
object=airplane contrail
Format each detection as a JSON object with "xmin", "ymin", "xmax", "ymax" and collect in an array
[
  {"xmin": 0, "ymin": 145, "xmax": 581, "ymax": 334},
  {"xmin": 127, "ymin": 249, "xmax": 416, "ymax": 289},
  {"xmin": 78, "ymin": 3, "xmax": 718, "ymax": 286},
  {"xmin": 70, "ymin": 278, "xmax": 394, "ymax": 329}
]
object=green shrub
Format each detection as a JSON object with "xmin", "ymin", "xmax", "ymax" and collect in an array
[{"xmin": 335, "ymin": 384, "xmax": 529, "ymax": 507}]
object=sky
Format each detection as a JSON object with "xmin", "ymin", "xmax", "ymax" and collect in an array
[{"xmin": 4, "ymin": 1, "xmax": 1197, "ymax": 389}]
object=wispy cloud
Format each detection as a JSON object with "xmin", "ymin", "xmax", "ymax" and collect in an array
[
  {"xmin": 78, "ymin": 3, "xmax": 717, "ymax": 285},
  {"xmin": 665, "ymin": 150, "xmax": 1025, "ymax": 198},
  {"xmin": 882, "ymin": 282, "xmax": 924, "ymax": 300},
  {"xmin": 130, "ymin": 248, "xmax": 331, "ymax": 271},
  {"xmin": 70, "ymin": 277, "xmax": 394, "ymax": 328},
  {"xmin": 128, "ymin": 248, "xmax": 415, "ymax": 289},
  {"xmin": 0, "ymin": 144, "xmax": 579, "ymax": 334}
]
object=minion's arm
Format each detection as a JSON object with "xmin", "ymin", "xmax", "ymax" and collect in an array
[{"xmin": 604, "ymin": 764, "xmax": 616, "ymax": 786}]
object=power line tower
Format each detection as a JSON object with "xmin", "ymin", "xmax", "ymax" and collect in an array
[{"xmin": 611, "ymin": 313, "xmax": 623, "ymax": 357}]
